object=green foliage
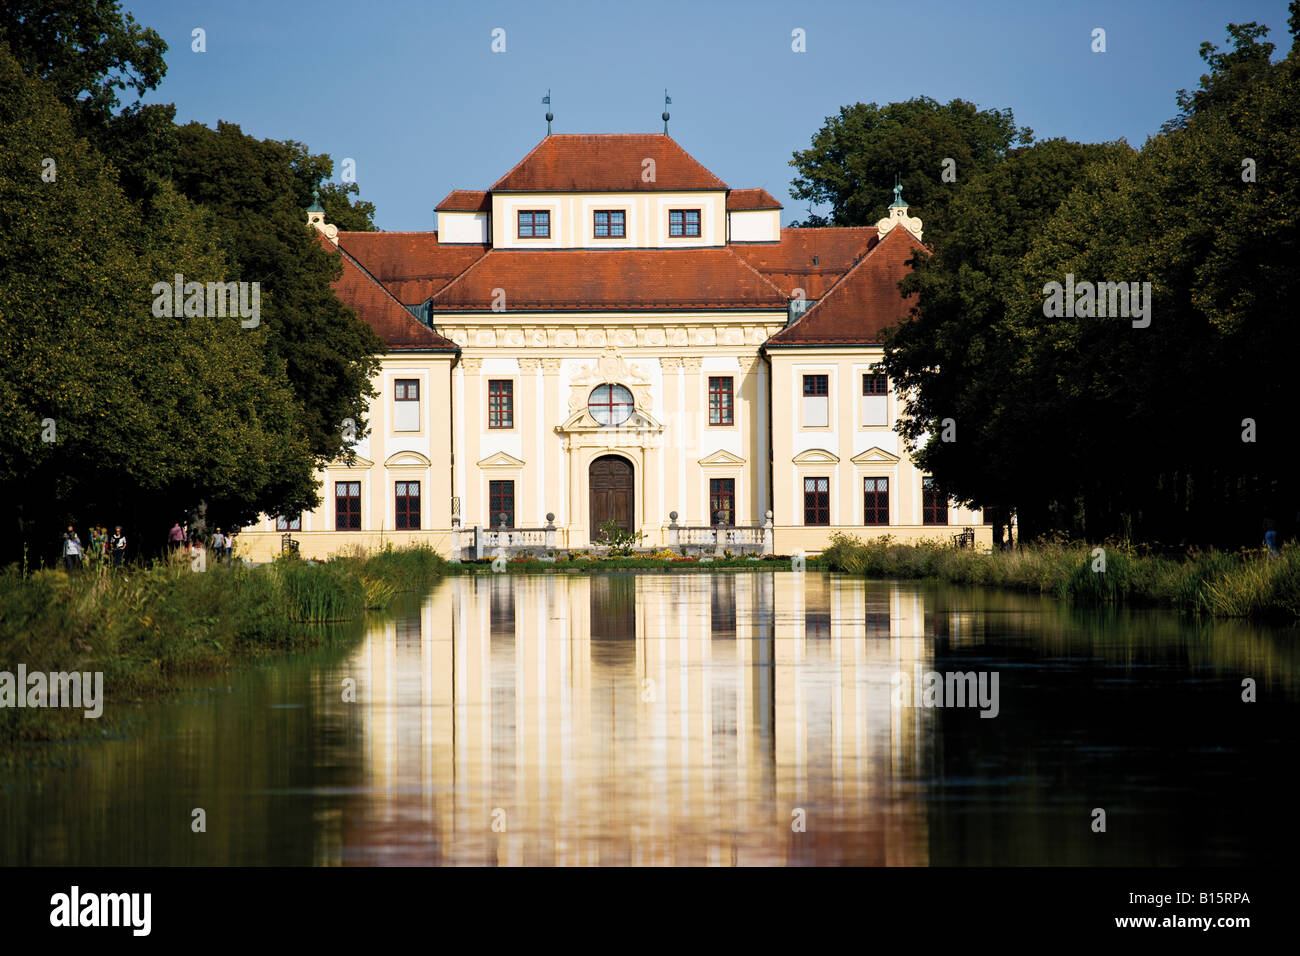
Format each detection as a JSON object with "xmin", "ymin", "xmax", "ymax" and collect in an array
[
  {"xmin": 595, "ymin": 520, "xmax": 645, "ymax": 557},
  {"xmin": 788, "ymin": 97, "xmax": 1030, "ymax": 230},
  {"xmin": 822, "ymin": 535, "xmax": 1300, "ymax": 620},
  {"xmin": 170, "ymin": 121, "xmax": 384, "ymax": 464},
  {"xmin": 0, "ymin": 545, "xmax": 446, "ymax": 746},
  {"xmin": 0, "ymin": 44, "xmax": 318, "ymax": 565},
  {"xmin": 277, "ymin": 560, "xmax": 363, "ymax": 623},
  {"xmin": 878, "ymin": 11, "xmax": 1300, "ymax": 546}
]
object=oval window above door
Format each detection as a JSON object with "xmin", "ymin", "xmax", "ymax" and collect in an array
[{"xmin": 588, "ymin": 383, "xmax": 635, "ymax": 426}]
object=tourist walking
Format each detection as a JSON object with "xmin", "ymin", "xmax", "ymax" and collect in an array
[
  {"xmin": 224, "ymin": 529, "xmax": 234, "ymax": 562},
  {"xmin": 168, "ymin": 521, "xmax": 185, "ymax": 552},
  {"xmin": 210, "ymin": 528, "xmax": 226, "ymax": 563},
  {"xmin": 111, "ymin": 526, "xmax": 126, "ymax": 567},
  {"xmin": 62, "ymin": 526, "xmax": 82, "ymax": 571}
]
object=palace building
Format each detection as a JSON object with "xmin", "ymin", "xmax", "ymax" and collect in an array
[{"xmin": 237, "ymin": 133, "xmax": 991, "ymax": 560}]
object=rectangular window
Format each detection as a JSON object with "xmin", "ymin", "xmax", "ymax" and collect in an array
[
  {"xmin": 922, "ymin": 477, "xmax": 948, "ymax": 525},
  {"xmin": 488, "ymin": 480, "xmax": 515, "ymax": 528},
  {"xmin": 863, "ymin": 477, "xmax": 889, "ymax": 525},
  {"xmin": 488, "ymin": 380, "xmax": 514, "ymax": 429},
  {"xmin": 861, "ymin": 373, "xmax": 888, "ymax": 427},
  {"xmin": 275, "ymin": 514, "xmax": 301, "ymax": 531},
  {"xmin": 335, "ymin": 481, "xmax": 361, "ymax": 530},
  {"xmin": 708, "ymin": 376, "xmax": 734, "ymax": 425},
  {"xmin": 517, "ymin": 210, "xmax": 550, "ymax": 238},
  {"xmin": 709, "ymin": 478, "xmax": 735, "ymax": 526},
  {"xmin": 395, "ymin": 480, "xmax": 421, "ymax": 530},
  {"xmin": 803, "ymin": 374, "xmax": 829, "ymax": 428},
  {"xmin": 803, "ymin": 477, "xmax": 830, "ymax": 526},
  {"xmin": 593, "ymin": 210, "xmax": 626, "ymax": 238},
  {"xmin": 394, "ymin": 378, "xmax": 420, "ymax": 432},
  {"xmin": 669, "ymin": 209, "xmax": 701, "ymax": 237}
]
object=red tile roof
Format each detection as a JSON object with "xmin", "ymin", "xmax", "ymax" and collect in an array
[
  {"xmin": 730, "ymin": 227, "xmax": 877, "ymax": 298},
  {"xmin": 337, "ymin": 231, "xmax": 488, "ymax": 304},
  {"xmin": 431, "ymin": 248, "xmax": 788, "ymax": 312},
  {"xmin": 435, "ymin": 190, "xmax": 491, "ymax": 212},
  {"xmin": 318, "ymin": 233, "xmax": 458, "ymax": 351},
  {"xmin": 727, "ymin": 188, "xmax": 782, "ymax": 211},
  {"xmin": 765, "ymin": 227, "xmax": 925, "ymax": 346},
  {"xmin": 490, "ymin": 134, "xmax": 728, "ymax": 192}
]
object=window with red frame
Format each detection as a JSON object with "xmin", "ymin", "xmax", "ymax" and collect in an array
[
  {"xmin": 708, "ymin": 376, "xmax": 734, "ymax": 425},
  {"xmin": 594, "ymin": 210, "xmax": 625, "ymax": 238},
  {"xmin": 709, "ymin": 478, "xmax": 735, "ymax": 526},
  {"xmin": 922, "ymin": 477, "xmax": 948, "ymax": 525},
  {"xmin": 863, "ymin": 477, "xmax": 889, "ymax": 525},
  {"xmin": 488, "ymin": 380, "xmax": 514, "ymax": 429},
  {"xmin": 395, "ymin": 481, "xmax": 420, "ymax": 530},
  {"xmin": 336, "ymin": 481, "xmax": 361, "ymax": 530},
  {"xmin": 804, "ymin": 477, "xmax": 830, "ymax": 525},
  {"xmin": 669, "ymin": 209, "xmax": 700, "ymax": 237},
  {"xmin": 489, "ymin": 480, "xmax": 515, "ymax": 528}
]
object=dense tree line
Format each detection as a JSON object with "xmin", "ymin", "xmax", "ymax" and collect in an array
[
  {"xmin": 792, "ymin": 7, "xmax": 1300, "ymax": 547},
  {"xmin": 0, "ymin": 1, "xmax": 382, "ymax": 565}
]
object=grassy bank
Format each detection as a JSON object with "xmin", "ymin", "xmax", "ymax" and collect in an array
[
  {"xmin": 0, "ymin": 545, "xmax": 445, "ymax": 749},
  {"xmin": 822, "ymin": 533, "xmax": 1300, "ymax": 621}
]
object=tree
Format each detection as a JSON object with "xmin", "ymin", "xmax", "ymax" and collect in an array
[
  {"xmin": 883, "ymin": 8, "xmax": 1300, "ymax": 546},
  {"xmin": 0, "ymin": 44, "xmax": 316, "ymax": 564},
  {"xmin": 789, "ymin": 97, "xmax": 1030, "ymax": 231},
  {"xmin": 880, "ymin": 139, "xmax": 1131, "ymax": 542},
  {"xmin": 171, "ymin": 121, "xmax": 384, "ymax": 461}
]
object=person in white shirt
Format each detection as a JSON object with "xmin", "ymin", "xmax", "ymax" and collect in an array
[
  {"xmin": 111, "ymin": 526, "xmax": 126, "ymax": 567},
  {"xmin": 62, "ymin": 526, "xmax": 82, "ymax": 571}
]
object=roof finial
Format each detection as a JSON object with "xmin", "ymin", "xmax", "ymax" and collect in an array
[
  {"xmin": 890, "ymin": 173, "xmax": 906, "ymax": 208},
  {"xmin": 543, "ymin": 89, "xmax": 553, "ymax": 135},
  {"xmin": 307, "ymin": 188, "xmax": 324, "ymax": 213},
  {"xmin": 662, "ymin": 89, "xmax": 671, "ymax": 134}
]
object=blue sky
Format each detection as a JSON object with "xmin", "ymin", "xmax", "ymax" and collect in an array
[{"xmin": 123, "ymin": 0, "xmax": 1294, "ymax": 230}]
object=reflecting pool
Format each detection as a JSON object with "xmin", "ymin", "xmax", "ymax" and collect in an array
[{"xmin": 2, "ymin": 572, "xmax": 1295, "ymax": 865}]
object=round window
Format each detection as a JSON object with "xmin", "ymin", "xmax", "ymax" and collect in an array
[{"xmin": 588, "ymin": 383, "xmax": 635, "ymax": 426}]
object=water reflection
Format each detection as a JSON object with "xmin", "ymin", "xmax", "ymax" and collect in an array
[
  {"xmin": 2, "ymin": 572, "xmax": 1294, "ymax": 866},
  {"xmin": 341, "ymin": 573, "xmax": 940, "ymax": 865}
]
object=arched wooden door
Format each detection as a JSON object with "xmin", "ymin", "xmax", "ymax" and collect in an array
[{"xmin": 589, "ymin": 455, "xmax": 634, "ymax": 536}]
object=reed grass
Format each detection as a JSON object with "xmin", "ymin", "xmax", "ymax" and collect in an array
[
  {"xmin": 0, "ymin": 545, "xmax": 446, "ymax": 749},
  {"xmin": 821, "ymin": 533, "xmax": 1300, "ymax": 621}
]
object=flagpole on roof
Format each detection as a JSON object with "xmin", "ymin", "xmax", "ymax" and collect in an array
[{"xmin": 663, "ymin": 89, "xmax": 671, "ymax": 134}]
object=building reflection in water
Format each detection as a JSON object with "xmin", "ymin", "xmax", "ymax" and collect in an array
[{"xmin": 338, "ymin": 572, "xmax": 936, "ymax": 865}]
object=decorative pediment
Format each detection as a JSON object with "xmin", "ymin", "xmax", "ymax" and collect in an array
[
  {"xmin": 477, "ymin": 451, "xmax": 525, "ymax": 469},
  {"xmin": 385, "ymin": 450, "xmax": 432, "ymax": 467},
  {"xmin": 330, "ymin": 453, "xmax": 374, "ymax": 469},
  {"xmin": 792, "ymin": 448, "xmax": 840, "ymax": 465},
  {"xmin": 556, "ymin": 407, "xmax": 664, "ymax": 434},
  {"xmin": 850, "ymin": 446, "xmax": 900, "ymax": 465},
  {"xmin": 699, "ymin": 449, "xmax": 746, "ymax": 466}
]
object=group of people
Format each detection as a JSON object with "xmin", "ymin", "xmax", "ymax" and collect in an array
[
  {"xmin": 167, "ymin": 522, "xmax": 236, "ymax": 563},
  {"xmin": 58, "ymin": 521, "xmax": 240, "ymax": 570},
  {"xmin": 61, "ymin": 525, "xmax": 126, "ymax": 570}
]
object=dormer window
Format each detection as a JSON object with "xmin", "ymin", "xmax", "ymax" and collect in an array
[
  {"xmin": 594, "ymin": 210, "xmax": 625, "ymax": 238},
  {"xmin": 669, "ymin": 209, "xmax": 700, "ymax": 237},
  {"xmin": 518, "ymin": 210, "xmax": 550, "ymax": 238}
]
